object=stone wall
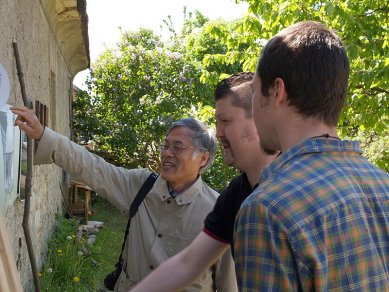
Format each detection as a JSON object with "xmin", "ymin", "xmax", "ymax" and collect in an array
[{"xmin": 0, "ymin": 0, "xmax": 88, "ymax": 290}]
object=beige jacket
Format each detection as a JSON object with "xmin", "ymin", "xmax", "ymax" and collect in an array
[{"xmin": 35, "ymin": 128, "xmax": 237, "ymax": 291}]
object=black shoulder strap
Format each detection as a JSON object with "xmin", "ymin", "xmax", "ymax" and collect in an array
[
  {"xmin": 129, "ymin": 172, "xmax": 158, "ymax": 218},
  {"xmin": 117, "ymin": 172, "xmax": 158, "ymax": 262}
]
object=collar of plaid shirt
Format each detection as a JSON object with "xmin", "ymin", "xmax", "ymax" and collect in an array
[{"xmin": 258, "ymin": 136, "xmax": 362, "ymax": 185}]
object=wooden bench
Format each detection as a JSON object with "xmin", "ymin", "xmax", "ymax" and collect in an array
[{"xmin": 68, "ymin": 180, "xmax": 92, "ymax": 224}]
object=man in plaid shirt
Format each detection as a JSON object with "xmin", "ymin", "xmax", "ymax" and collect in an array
[{"xmin": 235, "ymin": 21, "xmax": 389, "ymax": 291}]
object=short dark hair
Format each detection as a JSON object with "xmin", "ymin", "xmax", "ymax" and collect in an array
[
  {"xmin": 256, "ymin": 21, "xmax": 350, "ymax": 126},
  {"xmin": 214, "ymin": 72, "xmax": 255, "ymax": 117}
]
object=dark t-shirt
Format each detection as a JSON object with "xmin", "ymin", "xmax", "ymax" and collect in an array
[{"xmin": 203, "ymin": 173, "xmax": 253, "ymax": 249}]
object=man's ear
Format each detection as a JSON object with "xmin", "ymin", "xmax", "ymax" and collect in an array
[
  {"xmin": 273, "ymin": 77, "xmax": 287, "ymax": 108},
  {"xmin": 199, "ymin": 152, "xmax": 210, "ymax": 168}
]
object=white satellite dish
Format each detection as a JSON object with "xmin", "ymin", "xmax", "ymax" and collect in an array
[{"xmin": 0, "ymin": 63, "xmax": 10, "ymax": 110}]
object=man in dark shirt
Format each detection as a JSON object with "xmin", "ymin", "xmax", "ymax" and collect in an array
[{"xmin": 132, "ymin": 72, "xmax": 279, "ymax": 291}]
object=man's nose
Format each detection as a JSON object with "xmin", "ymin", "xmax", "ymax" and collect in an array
[
  {"xmin": 215, "ymin": 126, "xmax": 224, "ymax": 139},
  {"xmin": 161, "ymin": 148, "xmax": 174, "ymax": 157}
]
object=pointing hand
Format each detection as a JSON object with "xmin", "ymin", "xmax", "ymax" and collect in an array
[{"xmin": 11, "ymin": 106, "xmax": 44, "ymax": 140}]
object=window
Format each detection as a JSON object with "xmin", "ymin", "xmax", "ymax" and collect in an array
[
  {"xmin": 50, "ymin": 71, "xmax": 56, "ymax": 130},
  {"xmin": 34, "ymin": 100, "xmax": 48, "ymax": 152},
  {"xmin": 18, "ymin": 101, "xmax": 48, "ymax": 198},
  {"xmin": 35, "ymin": 100, "xmax": 48, "ymax": 127}
]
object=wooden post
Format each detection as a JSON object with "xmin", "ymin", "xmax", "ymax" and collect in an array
[{"xmin": 13, "ymin": 38, "xmax": 41, "ymax": 292}]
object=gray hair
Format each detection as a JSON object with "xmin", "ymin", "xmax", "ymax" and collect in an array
[{"xmin": 166, "ymin": 117, "xmax": 217, "ymax": 174}]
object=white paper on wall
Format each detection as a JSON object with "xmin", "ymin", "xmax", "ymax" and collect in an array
[
  {"xmin": 0, "ymin": 63, "xmax": 10, "ymax": 110},
  {"xmin": 0, "ymin": 114, "xmax": 20, "ymax": 214},
  {"xmin": 0, "ymin": 106, "xmax": 15, "ymax": 194},
  {"xmin": 0, "ymin": 64, "xmax": 15, "ymax": 196}
]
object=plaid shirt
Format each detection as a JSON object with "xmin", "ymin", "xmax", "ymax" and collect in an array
[{"xmin": 234, "ymin": 137, "xmax": 389, "ymax": 291}]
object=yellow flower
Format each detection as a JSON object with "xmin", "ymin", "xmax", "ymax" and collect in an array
[
  {"xmin": 38, "ymin": 272, "xmax": 42, "ymax": 277},
  {"xmin": 57, "ymin": 249, "xmax": 63, "ymax": 253},
  {"xmin": 73, "ymin": 276, "xmax": 80, "ymax": 283}
]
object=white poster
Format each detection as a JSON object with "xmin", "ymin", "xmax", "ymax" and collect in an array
[
  {"xmin": 0, "ymin": 63, "xmax": 10, "ymax": 110},
  {"xmin": 0, "ymin": 63, "xmax": 20, "ymax": 213}
]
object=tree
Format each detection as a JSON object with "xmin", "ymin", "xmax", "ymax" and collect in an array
[
  {"xmin": 208, "ymin": 0, "xmax": 388, "ymax": 132},
  {"xmin": 73, "ymin": 23, "xmax": 239, "ymax": 191},
  {"xmin": 358, "ymin": 129, "xmax": 389, "ymax": 172},
  {"xmin": 75, "ymin": 29, "xmax": 207, "ymax": 167},
  {"xmin": 200, "ymin": 0, "xmax": 388, "ymax": 169}
]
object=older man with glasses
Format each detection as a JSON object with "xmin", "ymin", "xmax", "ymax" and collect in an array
[{"xmin": 11, "ymin": 106, "xmax": 237, "ymax": 292}]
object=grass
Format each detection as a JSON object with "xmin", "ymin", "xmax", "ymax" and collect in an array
[
  {"xmin": 40, "ymin": 194, "xmax": 127, "ymax": 291},
  {"xmin": 86, "ymin": 195, "xmax": 128, "ymax": 287}
]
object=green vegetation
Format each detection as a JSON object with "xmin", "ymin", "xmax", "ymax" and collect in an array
[
  {"xmin": 42, "ymin": 2, "xmax": 388, "ymax": 290},
  {"xmin": 205, "ymin": 0, "xmax": 389, "ymax": 170},
  {"xmin": 72, "ymin": 17, "xmax": 240, "ymax": 191},
  {"xmin": 40, "ymin": 195, "xmax": 126, "ymax": 291},
  {"xmin": 73, "ymin": 3, "xmax": 388, "ymax": 184}
]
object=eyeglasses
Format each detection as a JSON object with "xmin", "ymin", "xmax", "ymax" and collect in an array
[{"xmin": 159, "ymin": 143, "xmax": 195, "ymax": 155}]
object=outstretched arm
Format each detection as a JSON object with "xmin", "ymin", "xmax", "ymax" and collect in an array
[
  {"xmin": 131, "ymin": 231, "xmax": 229, "ymax": 292},
  {"xmin": 11, "ymin": 105, "xmax": 142, "ymax": 212},
  {"xmin": 11, "ymin": 105, "xmax": 44, "ymax": 140}
]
